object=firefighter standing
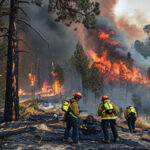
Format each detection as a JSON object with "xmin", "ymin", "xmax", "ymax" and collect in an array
[
  {"xmin": 62, "ymin": 92, "xmax": 82, "ymax": 145},
  {"xmin": 98, "ymin": 95, "xmax": 119, "ymax": 143},
  {"xmin": 124, "ymin": 106, "xmax": 137, "ymax": 133}
]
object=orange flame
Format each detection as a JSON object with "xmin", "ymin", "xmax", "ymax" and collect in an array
[
  {"xmin": 88, "ymin": 50, "xmax": 150, "ymax": 87},
  {"xmin": 51, "ymin": 71, "xmax": 63, "ymax": 95},
  {"xmin": 52, "ymin": 79, "xmax": 61, "ymax": 95},
  {"xmin": 12, "ymin": 101, "xmax": 15, "ymax": 120},
  {"xmin": 42, "ymin": 80, "xmax": 51, "ymax": 93},
  {"xmin": 18, "ymin": 89, "xmax": 27, "ymax": 96},
  {"xmin": 98, "ymin": 29, "xmax": 119, "ymax": 46},
  {"xmin": 28, "ymin": 73, "xmax": 35, "ymax": 86},
  {"xmin": 19, "ymin": 62, "xmax": 64, "ymax": 97}
]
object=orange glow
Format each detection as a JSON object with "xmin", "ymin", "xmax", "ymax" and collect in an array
[
  {"xmin": 12, "ymin": 101, "xmax": 15, "ymax": 120},
  {"xmin": 88, "ymin": 50, "xmax": 150, "ymax": 87},
  {"xmin": 51, "ymin": 71, "xmax": 63, "ymax": 95},
  {"xmin": 12, "ymin": 61, "xmax": 17, "ymax": 91},
  {"xmin": 99, "ymin": 30, "xmax": 110, "ymax": 40},
  {"xmin": 98, "ymin": 29, "xmax": 119, "ymax": 46},
  {"xmin": 20, "ymin": 62, "xmax": 64, "ymax": 97},
  {"xmin": 18, "ymin": 89, "xmax": 27, "ymax": 96},
  {"xmin": 51, "ymin": 71, "xmax": 57, "ymax": 77},
  {"xmin": 42, "ymin": 80, "xmax": 51, "ymax": 93},
  {"xmin": 52, "ymin": 79, "xmax": 61, "ymax": 95},
  {"xmin": 28, "ymin": 73, "xmax": 35, "ymax": 86}
]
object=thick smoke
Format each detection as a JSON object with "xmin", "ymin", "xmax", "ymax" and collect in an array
[
  {"xmin": 19, "ymin": 1, "xmax": 150, "ymax": 115},
  {"xmin": 19, "ymin": 3, "xmax": 82, "ymax": 96},
  {"xmin": 97, "ymin": 0, "xmax": 147, "ymax": 44},
  {"xmin": 76, "ymin": 2, "xmax": 150, "ymax": 114}
]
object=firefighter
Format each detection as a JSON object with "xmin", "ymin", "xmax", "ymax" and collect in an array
[
  {"xmin": 124, "ymin": 106, "xmax": 137, "ymax": 133},
  {"xmin": 98, "ymin": 95, "xmax": 119, "ymax": 143},
  {"xmin": 63, "ymin": 92, "xmax": 82, "ymax": 145}
]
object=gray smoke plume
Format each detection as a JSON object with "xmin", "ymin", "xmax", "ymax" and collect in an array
[
  {"xmin": 77, "ymin": 15, "xmax": 150, "ymax": 114},
  {"xmin": 19, "ymin": 2, "xmax": 150, "ymax": 115},
  {"xmin": 19, "ymin": 3, "xmax": 83, "ymax": 94}
]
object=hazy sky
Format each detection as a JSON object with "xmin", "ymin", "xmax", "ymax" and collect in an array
[{"xmin": 114, "ymin": 0, "xmax": 150, "ymax": 28}]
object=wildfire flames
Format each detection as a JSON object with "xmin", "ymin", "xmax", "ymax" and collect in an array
[
  {"xmin": 98, "ymin": 29, "xmax": 119, "ymax": 46},
  {"xmin": 88, "ymin": 29, "xmax": 150, "ymax": 87},
  {"xmin": 18, "ymin": 89, "xmax": 27, "ymax": 96},
  {"xmin": 19, "ymin": 63, "xmax": 63, "ymax": 97},
  {"xmin": 28, "ymin": 73, "xmax": 35, "ymax": 86}
]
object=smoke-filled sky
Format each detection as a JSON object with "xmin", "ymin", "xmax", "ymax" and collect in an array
[
  {"xmin": 99, "ymin": 0, "xmax": 150, "ymax": 44},
  {"xmin": 114, "ymin": 0, "xmax": 150, "ymax": 28}
]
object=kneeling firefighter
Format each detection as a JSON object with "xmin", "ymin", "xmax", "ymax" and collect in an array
[
  {"xmin": 98, "ymin": 95, "xmax": 119, "ymax": 143},
  {"xmin": 124, "ymin": 106, "xmax": 137, "ymax": 133},
  {"xmin": 62, "ymin": 92, "xmax": 82, "ymax": 145}
]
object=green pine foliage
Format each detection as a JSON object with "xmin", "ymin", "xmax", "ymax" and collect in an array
[
  {"xmin": 33, "ymin": 0, "xmax": 100, "ymax": 29},
  {"xmin": 71, "ymin": 42, "xmax": 90, "ymax": 88},
  {"xmin": 89, "ymin": 65, "xmax": 103, "ymax": 93},
  {"xmin": 71, "ymin": 42, "xmax": 103, "ymax": 92}
]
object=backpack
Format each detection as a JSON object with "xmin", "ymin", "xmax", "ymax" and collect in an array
[
  {"xmin": 61, "ymin": 99, "xmax": 71, "ymax": 112},
  {"xmin": 128, "ymin": 106, "xmax": 136, "ymax": 117},
  {"xmin": 103, "ymin": 100, "xmax": 114, "ymax": 114}
]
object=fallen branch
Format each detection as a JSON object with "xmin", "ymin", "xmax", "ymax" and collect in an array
[
  {"xmin": 0, "ymin": 127, "xmax": 36, "ymax": 139},
  {"xmin": 0, "ymin": 11, "xmax": 9, "ymax": 17}
]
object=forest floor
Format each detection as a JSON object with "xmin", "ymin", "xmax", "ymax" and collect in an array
[{"xmin": 0, "ymin": 99, "xmax": 150, "ymax": 150}]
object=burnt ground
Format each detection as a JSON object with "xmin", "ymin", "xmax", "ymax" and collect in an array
[{"xmin": 0, "ymin": 113, "xmax": 150, "ymax": 150}]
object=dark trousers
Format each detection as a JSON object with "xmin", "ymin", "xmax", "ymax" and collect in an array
[
  {"xmin": 127, "ymin": 117, "xmax": 136, "ymax": 132},
  {"xmin": 101, "ymin": 119, "xmax": 118, "ymax": 140},
  {"xmin": 64, "ymin": 114, "xmax": 78, "ymax": 143}
]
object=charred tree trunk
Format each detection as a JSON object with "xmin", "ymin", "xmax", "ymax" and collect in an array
[{"xmin": 4, "ymin": 0, "xmax": 19, "ymax": 121}]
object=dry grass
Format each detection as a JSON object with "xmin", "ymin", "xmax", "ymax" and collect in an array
[
  {"xmin": 34, "ymin": 124, "xmax": 51, "ymax": 131},
  {"xmin": 20, "ymin": 98, "xmax": 38, "ymax": 106},
  {"xmin": 135, "ymin": 117, "xmax": 150, "ymax": 130}
]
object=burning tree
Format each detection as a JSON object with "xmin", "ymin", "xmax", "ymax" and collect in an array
[
  {"xmin": 53, "ymin": 64, "xmax": 64, "ymax": 97},
  {"xmin": 71, "ymin": 43, "xmax": 104, "ymax": 103},
  {"xmin": 3, "ymin": 0, "xmax": 20, "ymax": 121}
]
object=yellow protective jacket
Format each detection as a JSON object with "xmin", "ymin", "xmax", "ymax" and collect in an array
[
  {"xmin": 124, "ymin": 107, "xmax": 137, "ymax": 120},
  {"xmin": 98, "ymin": 100, "xmax": 119, "ymax": 120},
  {"xmin": 69, "ymin": 99, "xmax": 79, "ymax": 119}
]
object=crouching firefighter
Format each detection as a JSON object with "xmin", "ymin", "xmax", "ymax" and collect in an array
[
  {"xmin": 62, "ymin": 92, "xmax": 82, "ymax": 145},
  {"xmin": 124, "ymin": 106, "xmax": 137, "ymax": 133},
  {"xmin": 98, "ymin": 95, "xmax": 119, "ymax": 143}
]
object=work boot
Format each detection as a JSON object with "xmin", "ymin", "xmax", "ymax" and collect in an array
[
  {"xmin": 101, "ymin": 139, "xmax": 110, "ymax": 144},
  {"xmin": 114, "ymin": 138, "xmax": 119, "ymax": 142}
]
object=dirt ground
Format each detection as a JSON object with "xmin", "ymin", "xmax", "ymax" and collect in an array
[
  {"xmin": 0, "ymin": 113, "xmax": 150, "ymax": 150},
  {"xmin": 0, "ymin": 100, "xmax": 150, "ymax": 150}
]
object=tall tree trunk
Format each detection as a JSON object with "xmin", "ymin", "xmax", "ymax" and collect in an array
[{"xmin": 4, "ymin": 0, "xmax": 19, "ymax": 121}]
